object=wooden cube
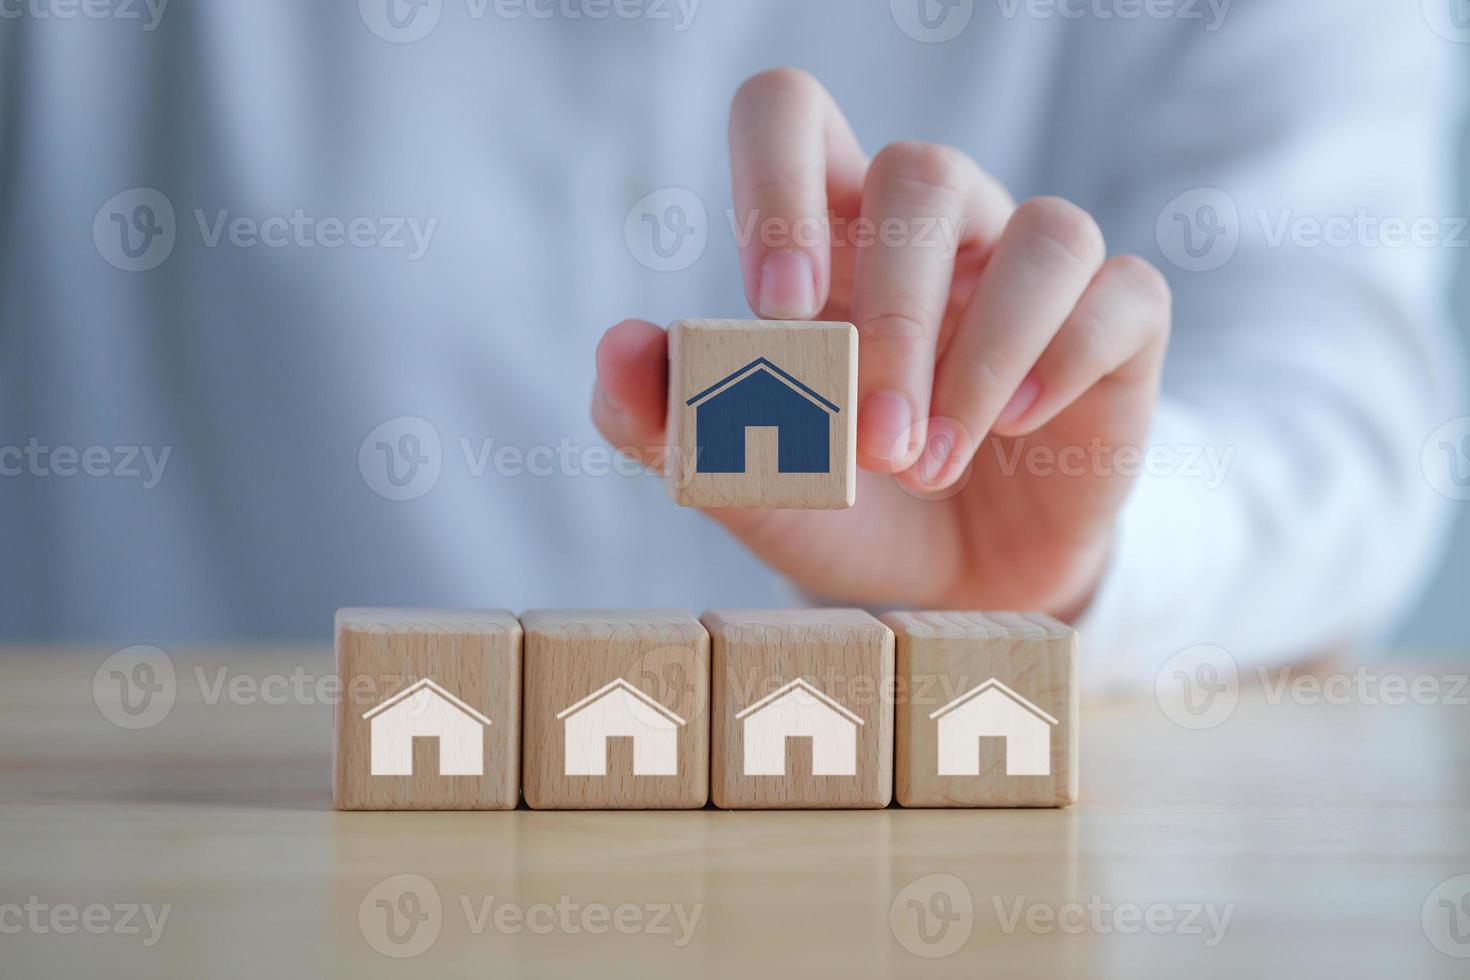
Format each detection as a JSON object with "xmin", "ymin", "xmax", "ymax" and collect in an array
[
  {"xmin": 666, "ymin": 318, "xmax": 857, "ymax": 509},
  {"xmin": 521, "ymin": 610, "xmax": 710, "ymax": 809},
  {"xmin": 333, "ymin": 608, "xmax": 521, "ymax": 810},
  {"xmin": 706, "ymin": 609, "xmax": 894, "ymax": 809},
  {"xmin": 884, "ymin": 611, "xmax": 1078, "ymax": 808}
]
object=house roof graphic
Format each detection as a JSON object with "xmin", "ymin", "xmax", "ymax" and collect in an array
[
  {"xmin": 361, "ymin": 677, "xmax": 493, "ymax": 725},
  {"xmin": 735, "ymin": 677, "xmax": 864, "ymax": 725},
  {"xmin": 555, "ymin": 678, "xmax": 687, "ymax": 726},
  {"xmin": 686, "ymin": 358, "xmax": 841, "ymax": 414},
  {"xmin": 928, "ymin": 678, "xmax": 1058, "ymax": 726}
]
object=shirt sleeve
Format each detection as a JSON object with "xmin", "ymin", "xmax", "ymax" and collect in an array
[{"xmin": 1066, "ymin": 1, "xmax": 1467, "ymax": 692}]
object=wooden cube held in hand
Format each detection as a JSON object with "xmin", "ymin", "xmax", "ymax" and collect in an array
[
  {"xmin": 521, "ymin": 610, "xmax": 710, "ymax": 809},
  {"xmin": 885, "ymin": 611, "xmax": 1078, "ymax": 808},
  {"xmin": 706, "ymin": 609, "xmax": 894, "ymax": 809},
  {"xmin": 334, "ymin": 608, "xmax": 522, "ymax": 810},
  {"xmin": 666, "ymin": 318, "xmax": 857, "ymax": 509}
]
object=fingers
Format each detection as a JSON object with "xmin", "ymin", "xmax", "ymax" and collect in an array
[
  {"xmin": 992, "ymin": 254, "xmax": 1172, "ymax": 437},
  {"xmin": 591, "ymin": 319, "xmax": 668, "ymax": 459},
  {"xmin": 728, "ymin": 69, "xmax": 866, "ymax": 320},
  {"xmin": 590, "ymin": 316, "xmax": 840, "ymax": 568},
  {"xmin": 912, "ymin": 197, "xmax": 1107, "ymax": 490},
  {"xmin": 851, "ymin": 141, "xmax": 1013, "ymax": 471}
]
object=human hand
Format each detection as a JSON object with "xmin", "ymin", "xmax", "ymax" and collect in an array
[{"xmin": 593, "ymin": 69, "xmax": 1171, "ymax": 619}]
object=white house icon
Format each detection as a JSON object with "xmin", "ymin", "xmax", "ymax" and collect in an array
[
  {"xmin": 361, "ymin": 677, "xmax": 492, "ymax": 777},
  {"xmin": 556, "ymin": 678, "xmax": 687, "ymax": 776},
  {"xmin": 928, "ymin": 678, "xmax": 1057, "ymax": 776},
  {"xmin": 736, "ymin": 677, "xmax": 864, "ymax": 777}
]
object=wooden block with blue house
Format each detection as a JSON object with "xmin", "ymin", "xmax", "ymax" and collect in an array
[{"xmin": 666, "ymin": 318, "xmax": 857, "ymax": 509}]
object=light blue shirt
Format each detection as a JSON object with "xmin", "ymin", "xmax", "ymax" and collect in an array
[{"xmin": 0, "ymin": 0, "xmax": 1463, "ymax": 687}]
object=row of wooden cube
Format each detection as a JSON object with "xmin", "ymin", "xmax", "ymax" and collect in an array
[{"xmin": 333, "ymin": 607, "xmax": 1078, "ymax": 810}]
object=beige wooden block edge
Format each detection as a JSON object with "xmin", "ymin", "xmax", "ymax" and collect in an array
[
  {"xmin": 664, "ymin": 318, "xmax": 858, "ymax": 510},
  {"xmin": 884, "ymin": 610, "xmax": 1079, "ymax": 809}
]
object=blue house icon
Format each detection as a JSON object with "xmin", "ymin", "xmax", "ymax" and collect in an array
[{"xmin": 685, "ymin": 358, "xmax": 840, "ymax": 474}]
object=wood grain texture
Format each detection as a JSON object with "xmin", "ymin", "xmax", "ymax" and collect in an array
[
  {"xmin": 9, "ymin": 648, "xmax": 1470, "ymax": 978},
  {"xmin": 884, "ymin": 611, "xmax": 1077, "ymax": 808},
  {"xmin": 666, "ymin": 318, "xmax": 857, "ymax": 509},
  {"xmin": 521, "ymin": 609, "xmax": 710, "ymax": 809},
  {"xmin": 706, "ymin": 609, "xmax": 894, "ymax": 809},
  {"xmin": 333, "ymin": 608, "xmax": 521, "ymax": 810}
]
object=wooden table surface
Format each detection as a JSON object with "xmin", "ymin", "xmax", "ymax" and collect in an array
[{"xmin": 3, "ymin": 647, "xmax": 1468, "ymax": 978}]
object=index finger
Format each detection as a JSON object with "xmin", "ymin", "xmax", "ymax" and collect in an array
[{"xmin": 728, "ymin": 69, "xmax": 866, "ymax": 319}]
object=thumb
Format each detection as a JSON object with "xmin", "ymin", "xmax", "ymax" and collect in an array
[
  {"xmin": 592, "ymin": 318, "xmax": 871, "ymax": 596},
  {"xmin": 591, "ymin": 319, "xmax": 669, "ymax": 464}
]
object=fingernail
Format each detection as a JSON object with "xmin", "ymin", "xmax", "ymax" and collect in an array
[
  {"xmin": 996, "ymin": 373, "xmax": 1041, "ymax": 431},
  {"xmin": 918, "ymin": 420, "xmax": 957, "ymax": 486},
  {"xmin": 758, "ymin": 250, "xmax": 818, "ymax": 319},
  {"xmin": 859, "ymin": 390, "xmax": 916, "ymax": 465}
]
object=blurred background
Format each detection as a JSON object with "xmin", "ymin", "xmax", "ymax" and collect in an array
[
  {"xmin": 0, "ymin": 1, "xmax": 1466, "ymax": 661},
  {"xmin": 1405, "ymin": 112, "xmax": 1469, "ymax": 653}
]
